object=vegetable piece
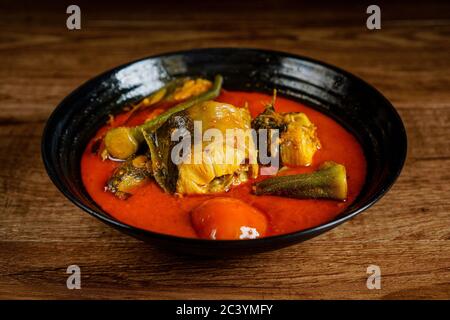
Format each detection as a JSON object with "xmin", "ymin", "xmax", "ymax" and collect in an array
[
  {"xmin": 143, "ymin": 75, "xmax": 223, "ymax": 132},
  {"xmin": 170, "ymin": 78, "xmax": 213, "ymax": 101},
  {"xmin": 251, "ymin": 91, "xmax": 285, "ymax": 157},
  {"xmin": 251, "ymin": 91, "xmax": 285, "ymax": 133},
  {"xmin": 191, "ymin": 198, "xmax": 268, "ymax": 240},
  {"xmin": 253, "ymin": 161, "xmax": 348, "ymax": 200},
  {"xmin": 252, "ymin": 94, "xmax": 321, "ymax": 167},
  {"xmin": 104, "ymin": 126, "xmax": 143, "ymax": 160},
  {"xmin": 105, "ymin": 155, "xmax": 152, "ymax": 199},
  {"xmin": 143, "ymin": 100, "xmax": 259, "ymax": 195},
  {"xmin": 103, "ymin": 75, "xmax": 223, "ymax": 160},
  {"xmin": 129, "ymin": 78, "xmax": 213, "ymax": 114},
  {"xmin": 126, "ymin": 78, "xmax": 188, "ymax": 113}
]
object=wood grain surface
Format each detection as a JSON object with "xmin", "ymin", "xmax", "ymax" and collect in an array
[{"xmin": 0, "ymin": 0, "xmax": 449, "ymax": 299}]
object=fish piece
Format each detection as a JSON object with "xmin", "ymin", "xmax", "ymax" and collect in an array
[
  {"xmin": 144, "ymin": 100, "xmax": 259, "ymax": 195},
  {"xmin": 105, "ymin": 155, "xmax": 152, "ymax": 199},
  {"xmin": 280, "ymin": 112, "xmax": 321, "ymax": 166},
  {"xmin": 252, "ymin": 102, "xmax": 320, "ymax": 167}
]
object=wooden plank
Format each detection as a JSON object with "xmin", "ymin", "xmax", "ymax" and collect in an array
[
  {"xmin": 0, "ymin": 0, "xmax": 449, "ymax": 299},
  {"xmin": 0, "ymin": 241, "xmax": 448, "ymax": 299}
]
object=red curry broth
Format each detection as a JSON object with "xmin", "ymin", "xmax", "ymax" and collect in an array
[{"xmin": 81, "ymin": 91, "xmax": 366, "ymax": 238}]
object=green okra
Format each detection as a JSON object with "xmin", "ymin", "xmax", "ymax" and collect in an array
[{"xmin": 253, "ymin": 161, "xmax": 348, "ymax": 200}]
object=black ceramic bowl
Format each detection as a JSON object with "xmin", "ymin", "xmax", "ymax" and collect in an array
[{"xmin": 42, "ymin": 48, "xmax": 407, "ymax": 255}]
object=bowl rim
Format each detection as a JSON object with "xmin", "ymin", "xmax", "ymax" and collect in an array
[{"xmin": 42, "ymin": 47, "xmax": 408, "ymax": 245}]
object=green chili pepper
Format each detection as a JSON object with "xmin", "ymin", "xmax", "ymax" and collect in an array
[{"xmin": 104, "ymin": 75, "xmax": 223, "ymax": 160}]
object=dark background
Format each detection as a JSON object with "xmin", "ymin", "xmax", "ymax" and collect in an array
[{"xmin": 0, "ymin": 0, "xmax": 449, "ymax": 299}]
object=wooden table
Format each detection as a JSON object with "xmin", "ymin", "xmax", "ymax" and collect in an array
[{"xmin": 1, "ymin": 0, "xmax": 449, "ymax": 299}]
